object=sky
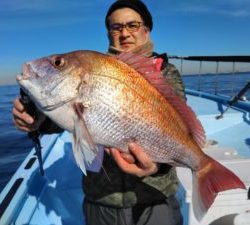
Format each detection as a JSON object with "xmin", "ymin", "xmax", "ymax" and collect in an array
[{"xmin": 1, "ymin": 0, "xmax": 250, "ymax": 84}]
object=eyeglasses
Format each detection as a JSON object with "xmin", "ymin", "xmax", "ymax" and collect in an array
[{"xmin": 109, "ymin": 21, "xmax": 144, "ymax": 35}]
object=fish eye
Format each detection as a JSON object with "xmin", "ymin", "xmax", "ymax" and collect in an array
[{"xmin": 52, "ymin": 56, "xmax": 65, "ymax": 68}]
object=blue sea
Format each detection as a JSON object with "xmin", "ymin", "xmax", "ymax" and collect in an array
[{"xmin": 0, "ymin": 72, "xmax": 250, "ymax": 193}]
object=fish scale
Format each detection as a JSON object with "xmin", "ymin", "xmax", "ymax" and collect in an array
[{"xmin": 83, "ymin": 77, "xmax": 189, "ymax": 164}]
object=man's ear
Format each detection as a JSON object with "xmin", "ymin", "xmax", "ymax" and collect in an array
[{"xmin": 144, "ymin": 26, "xmax": 150, "ymax": 39}]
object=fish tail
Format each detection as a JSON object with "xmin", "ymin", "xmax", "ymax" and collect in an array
[{"xmin": 192, "ymin": 156, "xmax": 246, "ymax": 221}]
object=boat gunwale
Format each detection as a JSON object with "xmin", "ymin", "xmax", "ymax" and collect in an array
[
  {"xmin": 186, "ymin": 88, "xmax": 250, "ymax": 112},
  {"xmin": 0, "ymin": 133, "xmax": 60, "ymax": 225}
]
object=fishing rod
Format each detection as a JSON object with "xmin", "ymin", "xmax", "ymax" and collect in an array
[
  {"xmin": 216, "ymin": 81, "xmax": 250, "ymax": 119},
  {"xmin": 20, "ymin": 89, "xmax": 44, "ymax": 176}
]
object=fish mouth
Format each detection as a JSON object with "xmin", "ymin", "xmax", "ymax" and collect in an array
[
  {"xmin": 17, "ymin": 63, "xmax": 39, "ymax": 81},
  {"xmin": 16, "ymin": 73, "xmax": 24, "ymax": 82}
]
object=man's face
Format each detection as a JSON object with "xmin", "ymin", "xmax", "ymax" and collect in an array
[{"xmin": 107, "ymin": 8, "xmax": 150, "ymax": 52}]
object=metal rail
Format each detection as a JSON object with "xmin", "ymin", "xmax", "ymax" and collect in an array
[
  {"xmin": 168, "ymin": 55, "xmax": 250, "ymax": 62},
  {"xmin": 168, "ymin": 55, "xmax": 250, "ymax": 97}
]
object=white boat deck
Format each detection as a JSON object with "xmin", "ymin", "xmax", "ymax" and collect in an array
[{"xmin": 187, "ymin": 93, "xmax": 250, "ymax": 158}]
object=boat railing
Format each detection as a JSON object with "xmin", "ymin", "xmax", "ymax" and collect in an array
[{"xmin": 168, "ymin": 55, "xmax": 250, "ymax": 99}]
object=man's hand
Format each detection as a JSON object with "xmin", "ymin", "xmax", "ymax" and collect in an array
[
  {"xmin": 12, "ymin": 97, "xmax": 45, "ymax": 132},
  {"xmin": 106, "ymin": 143, "xmax": 158, "ymax": 177}
]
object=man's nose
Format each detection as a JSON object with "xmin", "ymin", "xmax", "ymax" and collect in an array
[{"xmin": 120, "ymin": 27, "xmax": 130, "ymax": 36}]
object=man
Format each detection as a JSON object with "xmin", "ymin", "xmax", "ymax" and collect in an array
[{"xmin": 13, "ymin": 1, "xmax": 185, "ymax": 224}]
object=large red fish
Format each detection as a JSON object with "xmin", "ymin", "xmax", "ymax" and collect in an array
[{"xmin": 16, "ymin": 50, "xmax": 245, "ymax": 221}]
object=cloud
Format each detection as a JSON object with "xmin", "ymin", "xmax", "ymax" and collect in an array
[
  {"xmin": 0, "ymin": 0, "xmax": 110, "ymax": 30},
  {"xmin": 1, "ymin": 0, "xmax": 96, "ymax": 13},
  {"xmin": 229, "ymin": 10, "xmax": 250, "ymax": 17},
  {"xmin": 152, "ymin": 0, "xmax": 250, "ymax": 17},
  {"xmin": 180, "ymin": 3, "xmax": 250, "ymax": 17}
]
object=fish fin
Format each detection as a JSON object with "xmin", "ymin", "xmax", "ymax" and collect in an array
[
  {"xmin": 116, "ymin": 52, "xmax": 206, "ymax": 148},
  {"xmin": 165, "ymin": 94, "xmax": 206, "ymax": 148},
  {"xmin": 192, "ymin": 156, "xmax": 246, "ymax": 221},
  {"xmin": 116, "ymin": 52, "xmax": 158, "ymax": 76},
  {"xmin": 72, "ymin": 102, "xmax": 100, "ymax": 174}
]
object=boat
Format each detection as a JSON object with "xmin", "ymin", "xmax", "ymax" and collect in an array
[{"xmin": 0, "ymin": 55, "xmax": 250, "ymax": 225}]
